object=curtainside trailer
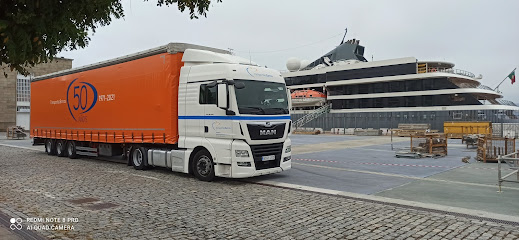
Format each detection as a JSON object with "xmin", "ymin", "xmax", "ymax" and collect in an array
[{"xmin": 31, "ymin": 43, "xmax": 292, "ymax": 181}]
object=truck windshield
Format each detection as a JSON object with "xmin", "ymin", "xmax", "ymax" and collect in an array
[{"xmin": 235, "ymin": 79, "xmax": 289, "ymax": 115}]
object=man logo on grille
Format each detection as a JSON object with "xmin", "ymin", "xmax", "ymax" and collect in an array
[{"xmin": 10, "ymin": 218, "xmax": 22, "ymax": 230}]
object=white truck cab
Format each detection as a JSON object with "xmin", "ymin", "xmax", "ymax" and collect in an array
[{"xmin": 178, "ymin": 49, "xmax": 292, "ymax": 180}]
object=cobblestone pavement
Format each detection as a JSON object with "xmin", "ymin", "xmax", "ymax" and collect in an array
[{"xmin": 1, "ymin": 146, "xmax": 519, "ymax": 240}]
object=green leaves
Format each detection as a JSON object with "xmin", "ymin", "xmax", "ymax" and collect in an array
[
  {"xmin": 153, "ymin": 0, "xmax": 222, "ymax": 19},
  {"xmin": 0, "ymin": 0, "xmax": 220, "ymax": 76}
]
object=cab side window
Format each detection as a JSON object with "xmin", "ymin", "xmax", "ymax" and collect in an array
[{"xmin": 199, "ymin": 84, "xmax": 217, "ymax": 104}]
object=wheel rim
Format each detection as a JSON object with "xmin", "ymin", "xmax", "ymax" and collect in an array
[
  {"xmin": 68, "ymin": 143, "xmax": 74, "ymax": 156},
  {"xmin": 196, "ymin": 155, "xmax": 212, "ymax": 177},
  {"xmin": 46, "ymin": 141, "xmax": 51, "ymax": 152},
  {"xmin": 133, "ymin": 149, "xmax": 143, "ymax": 166},
  {"xmin": 57, "ymin": 142, "xmax": 62, "ymax": 155}
]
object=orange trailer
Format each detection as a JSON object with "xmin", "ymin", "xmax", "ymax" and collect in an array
[{"xmin": 31, "ymin": 53, "xmax": 182, "ymax": 145}]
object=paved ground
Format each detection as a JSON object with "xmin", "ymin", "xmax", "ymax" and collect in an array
[
  {"xmin": 253, "ymin": 134, "xmax": 519, "ymax": 217},
  {"xmin": 1, "ymin": 145, "xmax": 519, "ymax": 239}
]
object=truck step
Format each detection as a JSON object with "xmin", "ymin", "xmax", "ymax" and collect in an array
[
  {"xmin": 76, "ymin": 146, "xmax": 97, "ymax": 152},
  {"xmin": 76, "ymin": 151, "xmax": 98, "ymax": 157}
]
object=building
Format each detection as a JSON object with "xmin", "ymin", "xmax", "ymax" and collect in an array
[
  {"xmin": 284, "ymin": 39, "xmax": 519, "ymax": 131},
  {"xmin": 0, "ymin": 58, "xmax": 73, "ymax": 131}
]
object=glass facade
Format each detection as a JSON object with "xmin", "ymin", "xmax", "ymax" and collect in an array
[
  {"xmin": 327, "ymin": 77, "xmax": 458, "ymax": 96},
  {"xmin": 331, "ymin": 93, "xmax": 481, "ymax": 109},
  {"xmin": 286, "ymin": 62, "xmax": 417, "ymax": 86}
]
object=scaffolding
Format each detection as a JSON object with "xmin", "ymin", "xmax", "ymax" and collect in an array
[{"xmin": 476, "ymin": 136, "xmax": 516, "ymax": 163}]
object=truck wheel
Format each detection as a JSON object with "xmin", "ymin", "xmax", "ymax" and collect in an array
[
  {"xmin": 192, "ymin": 150, "xmax": 215, "ymax": 182},
  {"xmin": 45, "ymin": 139, "xmax": 56, "ymax": 155},
  {"xmin": 132, "ymin": 147, "xmax": 148, "ymax": 170},
  {"xmin": 67, "ymin": 141, "xmax": 78, "ymax": 159},
  {"xmin": 56, "ymin": 140, "xmax": 67, "ymax": 157}
]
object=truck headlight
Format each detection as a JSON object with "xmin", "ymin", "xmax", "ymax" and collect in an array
[
  {"xmin": 235, "ymin": 150, "xmax": 249, "ymax": 157},
  {"xmin": 285, "ymin": 145, "xmax": 291, "ymax": 153}
]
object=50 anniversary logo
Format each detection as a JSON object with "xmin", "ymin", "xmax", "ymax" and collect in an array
[{"xmin": 66, "ymin": 78, "xmax": 98, "ymax": 121}]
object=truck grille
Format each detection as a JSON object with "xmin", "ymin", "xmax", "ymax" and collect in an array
[
  {"xmin": 250, "ymin": 143, "xmax": 283, "ymax": 170},
  {"xmin": 247, "ymin": 123, "xmax": 285, "ymax": 140}
]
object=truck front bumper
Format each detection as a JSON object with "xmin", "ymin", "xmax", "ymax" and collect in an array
[{"xmin": 230, "ymin": 138, "xmax": 292, "ymax": 178}]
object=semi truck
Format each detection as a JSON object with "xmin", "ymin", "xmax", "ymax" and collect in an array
[{"xmin": 31, "ymin": 43, "xmax": 292, "ymax": 181}]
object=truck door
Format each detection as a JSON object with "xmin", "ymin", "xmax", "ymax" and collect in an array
[{"xmin": 199, "ymin": 83, "xmax": 232, "ymax": 139}]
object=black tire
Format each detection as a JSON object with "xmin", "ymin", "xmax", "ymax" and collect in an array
[
  {"xmin": 192, "ymin": 150, "xmax": 215, "ymax": 182},
  {"xmin": 45, "ymin": 139, "xmax": 56, "ymax": 155},
  {"xmin": 131, "ymin": 147, "xmax": 148, "ymax": 170},
  {"xmin": 56, "ymin": 140, "xmax": 67, "ymax": 157},
  {"xmin": 67, "ymin": 141, "xmax": 78, "ymax": 159}
]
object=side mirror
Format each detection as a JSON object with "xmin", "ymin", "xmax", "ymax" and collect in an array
[
  {"xmin": 235, "ymin": 82, "xmax": 245, "ymax": 89},
  {"xmin": 217, "ymin": 84, "xmax": 228, "ymax": 109},
  {"xmin": 207, "ymin": 80, "xmax": 217, "ymax": 88}
]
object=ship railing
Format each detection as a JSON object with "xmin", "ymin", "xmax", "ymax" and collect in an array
[
  {"xmin": 497, "ymin": 99, "xmax": 517, "ymax": 106},
  {"xmin": 293, "ymin": 96, "xmax": 325, "ymax": 101},
  {"xmin": 424, "ymin": 67, "xmax": 476, "ymax": 78},
  {"xmin": 477, "ymin": 85, "xmax": 495, "ymax": 91}
]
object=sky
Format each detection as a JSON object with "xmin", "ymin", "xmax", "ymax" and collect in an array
[{"xmin": 61, "ymin": 0, "xmax": 519, "ymax": 102}]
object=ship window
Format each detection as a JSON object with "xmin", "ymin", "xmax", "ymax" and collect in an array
[
  {"xmin": 390, "ymin": 81, "xmax": 404, "ymax": 92},
  {"xmin": 478, "ymin": 111, "xmax": 486, "ymax": 120},
  {"xmin": 388, "ymin": 98, "xmax": 400, "ymax": 107},
  {"xmin": 358, "ymin": 84, "xmax": 369, "ymax": 94},
  {"xmin": 374, "ymin": 98, "xmax": 383, "ymax": 108},
  {"xmin": 199, "ymin": 84, "xmax": 218, "ymax": 104},
  {"xmin": 423, "ymin": 115, "xmax": 427, "ymax": 120},
  {"xmin": 423, "ymin": 79, "xmax": 434, "ymax": 90},
  {"xmin": 360, "ymin": 99, "xmax": 370, "ymax": 108},
  {"xmin": 453, "ymin": 112, "xmax": 462, "ymax": 120},
  {"xmin": 373, "ymin": 83, "xmax": 384, "ymax": 93},
  {"xmin": 423, "ymin": 96, "xmax": 433, "ymax": 106}
]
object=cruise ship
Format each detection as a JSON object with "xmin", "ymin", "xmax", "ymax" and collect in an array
[{"xmin": 283, "ymin": 38, "xmax": 519, "ymax": 131}]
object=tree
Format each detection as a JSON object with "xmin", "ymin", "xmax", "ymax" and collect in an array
[{"xmin": 0, "ymin": 0, "xmax": 221, "ymax": 76}]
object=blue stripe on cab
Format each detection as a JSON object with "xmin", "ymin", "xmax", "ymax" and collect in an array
[{"xmin": 178, "ymin": 115, "xmax": 291, "ymax": 120}]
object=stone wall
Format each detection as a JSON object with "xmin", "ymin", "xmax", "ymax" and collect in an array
[{"xmin": 0, "ymin": 58, "xmax": 73, "ymax": 131}]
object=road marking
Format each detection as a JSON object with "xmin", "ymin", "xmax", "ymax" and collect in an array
[
  {"xmin": 251, "ymin": 180, "xmax": 519, "ymax": 223},
  {"xmin": 294, "ymin": 158, "xmax": 451, "ymax": 168},
  {"xmin": 295, "ymin": 158, "xmax": 338, "ymax": 163},
  {"xmin": 0, "ymin": 143, "xmax": 44, "ymax": 152},
  {"xmin": 294, "ymin": 157, "xmax": 503, "ymax": 171},
  {"xmin": 358, "ymin": 162, "xmax": 450, "ymax": 168},
  {"xmin": 293, "ymin": 162, "xmax": 519, "ymax": 191}
]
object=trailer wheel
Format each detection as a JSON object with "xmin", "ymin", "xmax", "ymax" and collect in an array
[
  {"xmin": 132, "ymin": 147, "xmax": 148, "ymax": 170},
  {"xmin": 56, "ymin": 140, "xmax": 67, "ymax": 157},
  {"xmin": 45, "ymin": 139, "xmax": 56, "ymax": 155},
  {"xmin": 67, "ymin": 141, "xmax": 78, "ymax": 159},
  {"xmin": 192, "ymin": 150, "xmax": 215, "ymax": 182}
]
